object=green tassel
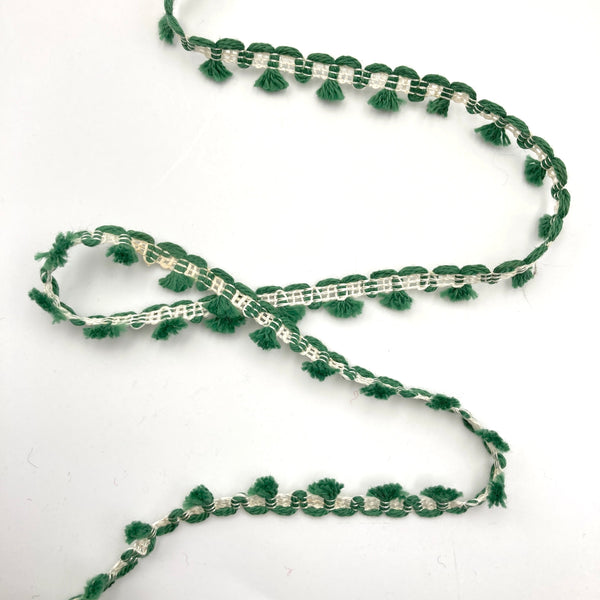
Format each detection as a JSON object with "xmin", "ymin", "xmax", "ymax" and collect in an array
[
  {"xmin": 205, "ymin": 314, "xmax": 245, "ymax": 334},
  {"xmin": 105, "ymin": 243, "xmax": 138, "ymax": 266},
  {"xmin": 276, "ymin": 304, "xmax": 306, "ymax": 324},
  {"xmin": 34, "ymin": 231, "xmax": 77, "ymax": 270},
  {"xmin": 367, "ymin": 483, "xmax": 407, "ymax": 502},
  {"xmin": 474, "ymin": 122, "xmax": 510, "ymax": 146},
  {"xmin": 316, "ymin": 78, "xmax": 344, "ymax": 102},
  {"xmin": 124, "ymin": 521, "xmax": 153, "ymax": 544},
  {"xmin": 476, "ymin": 429, "xmax": 510, "ymax": 452},
  {"xmin": 199, "ymin": 59, "xmax": 233, "ymax": 83},
  {"xmin": 538, "ymin": 214, "xmax": 552, "ymax": 238},
  {"xmin": 28, "ymin": 288, "xmax": 66, "ymax": 323},
  {"xmin": 512, "ymin": 268, "xmax": 535, "ymax": 288},
  {"xmin": 426, "ymin": 97, "xmax": 450, "ymax": 117},
  {"xmin": 440, "ymin": 284, "xmax": 478, "ymax": 302},
  {"xmin": 379, "ymin": 290, "xmax": 412, "ymax": 311},
  {"xmin": 158, "ymin": 15, "xmax": 174, "ymax": 44},
  {"xmin": 426, "ymin": 394, "xmax": 460, "ymax": 411},
  {"xmin": 158, "ymin": 271, "xmax": 193, "ymax": 293},
  {"xmin": 205, "ymin": 295, "xmax": 239, "ymax": 318},
  {"xmin": 308, "ymin": 478, "xmax": 344, "ymax": 501},
  {"xmin": 420, "ymin": 486, "xmax": 462, "ymax": 503},
  {"xmin": 301, "ymin": 360, "xmax": 337, "ymax": 381},
  {"xmin": 361, "ymin": 382, "xmax": 396, "ymax": 400},
  {"xmin": 83, "ymin": 323, "xmax": 126, "ymax": 339},
  {"xmin": 183, "ymin": 485, "xmax": 214, "ymax": 510},
  {"xmin": 249, "ymin": 326, "xmax": 280, "ymax": 350},
  {"xmin": 323, "ymin": 297, "xmax": 363, "ymax": 318},
  {"xmin": 82, "ymin": 574, "xmax": 110, "ymax": 600},
  {"xmin": 524, "ymin": 156, "xmax": 546, "ymax": 186},
  {"xmin": 487, "ymin": 474, "xmax": 507, "ymax": 508},
  {"xmin": 368, "ymin": 88, "xmax": 404, "ymax": 112},
  {"xmin": 248, "ymin": 476, "xmax": 279, "ymax": 499},
  {"xmin": 254, "ymin": 68, "xmax": 289, "ymax": 92},
  {"xmin": 152, "ymin": 317, "xmax": 188, "ymax": 340}
]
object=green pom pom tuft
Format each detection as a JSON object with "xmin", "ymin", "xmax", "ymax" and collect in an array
[
  {"xmin": 474, "ymin": 122, "xmax": 510, "ymax": 146},
  {"xmin": 152, "ymin": 317, "xmax": 188, "ymax": 340},
  {"xmin": 249, "ymin": 326, "xmax": 280, "ymax": 350},
  {"xmin": 379, "ymin": 290, "xmax": 413, "ymax": 311},
  {"xmin": 205, "ymin": 295, "xmax": 239, "ymax": 318},
  {"xmin": 361, "ymin": 382, "xmax": 396, "ymax": 400},
  {"xmin": 83, "ymin": 323, "xmax": 126, "ymax": 340},
  {"xmin": 440, "ymin": 284, "xmax": 478, "ymax": 302},
  {"xmin": 124, "ymin": 521, "xmax": 153, "ymax": 544},
  {"xmin": 28, "ymin": 288, "xmax": 66, "ymax": 323},
  {"xmin": 323, "ymin": 297, "xmax": 363, "ymax": 318},
  {"xmin": 82, "ymin": 573, "xmax": 110, "ymax": 600},
  {"xmin": 158, "ymin": 271, "xmax": 193, "ymax": 293},
  {"xmin": 254, "ymin": 68, "xmax": 289, "ymax": 92},
  {"xmin": 524, "ymin": 156, "xmax": 546, "ymax": 186},
  {"xmin": 199, "ymin": 59, "xmax": 233, "ymax": 82},
  {"xmin": 34, "ymin": 231, "xmax": 77, "ymax": 270},
  {"xmin": 276, "ymin": 304, "xmax": 306, "ymax": 324},
  {"xmin": 426, "ymin": 394, "xmax": 460, "ymax": 411},
  {"xmin": 538, "ymin": 214, "xmax": 552, "ymax": 238},
  {"xmin": 248, "ymin": 475, "xmax": 279, "ymax": 498},
  {"xmin": 106, "ymin": 243, "xmax": 138, "ymax": 266},
  {"xmin": 367, "ymin": 483, "xmax": 407, "ymax": 502},
  {"xmin": 426, "ymin": 97, "xmax": 450, "ymax": 117},
  {"xmin": 316, "ymin": 78, "xmax": 344, "ymax": 102},
  {"xmin": 308, "ymin": 478, "xmax": 344, "ymax": 500},
  {"xmin": 183, "ymin": 485, "xmax": 214, "ymax": 509},
  {"xmin": 512, "ymin": 268, "xmax": 535, "ymax": 288},
  {"xmin": 488, "ymin": 474, "xmax": 507, "ymax": 508},
  {"xmin": 476, "ymin": 429, "xmax": 510, "ymax": 452},
  {"xmin": 158, "ymin": 15, "xmax": 174, "ymax": 44},
  {"xmin": 368, "ymin": 88, "xmax": 403, "ymax": 112},
  {"xmin": 421, "ymin": 486, "xmax": 462, "ymax": 504},
  {"xmin": 302, "ymin": 360, "xmax": 337, "ymax": 381},
  {"xmin": 205, "ymin": 314, "xmax": 245, "ymax": 334}
]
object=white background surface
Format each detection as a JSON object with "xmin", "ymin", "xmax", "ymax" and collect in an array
[{"xmin": 1, "ymin": 1, "xmax": 599, "ymax": 598}]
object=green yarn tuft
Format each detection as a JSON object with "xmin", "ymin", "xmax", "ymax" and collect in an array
[
  {"xmin": 199, "ymin": 59, "xmax": 233, "ymax": 83},
  {"xmin": 301, "ymin": 359, "xmax": 337, "ymax": 381},
  {"xmin": 440, "ymin": 284, "xmax": 478, "ymax": 302},
  {"xmin": 512, "ymin": 268, "xmax": 535, "ymax": 288},
  {"xmin": 249, "ymin": 326, "xmax": 280, "ymax": 350},
  {"xmin": 106, "ymin": 244, "xmax": 138, "ymax": 266},
  {"xmin": 124, "ymin": 521, "xmax": 153, "ymax": 544},
  {"xmin": 152, "ymin": 317, "xmax": 188, "ymax": 340},
  {"xmin": 205, "ymin": 295, "xmax": 239, "ymax": 319},
  {"xmin": 524, "ymin": 156, "xmax": 546, "ymax": 186},
  {"xmin": 476, "ymin": 429, "xmax": 510, "ymax": 452},
  {"xmin": 421, "ymin": 486, "xmax": 462, "ymax": 503},
  {"xmin": 205, "ymin": 314, "xmax": 245, "ymax": 334},
  {"xmin": 248, "ymin": 475, "xmax": 279, "ymax": 498},
  {"xmin": 254, "ymin": 68, "xmax": 289, "ymax": 92},
  {"xmin": 83, "ymin": 323, "xmax": 126, "ymax": 340},
  {"xmin": 28, "ymin": 288, "xmax": 66, "ymax": 323},
  {"xmin": 34, "ymin": 231, "xmax": 77, "ymax": 270},
  {"xmin": 276, "ymin": 304, "xmax": 306, "ymax": 324},
  {"xmin": 426, "ymin": 394, "xmax": 460, "ymax": 411},
  {"xmin": 367, "ymin": 483, "xmax": 407, "ymax": 502},
  {"xmin": 538, "ymin": 214, "xmax": 552, "ymax": 238},
  {"xmin": 158, "ymin": 15, "xmax": 174, "ymax": 44},
  {"xmin": 361, "ymin": 382, "xmax": 396, "ymax": 400},
  {"xmin": 474, "ymin": 122, "xmax": 510, "ymax": 146},
  {"xmin": 308, "ymin": 478, "xmax": 344, "ymax": 500},
  {"xmin": 368, "ymin": 88, "xmax": 403, "ymax": 112},
  {"xmin": 82, "ymin": 573, "xmax": 110, "ymax": 600},
  {"xmin": 316, "ymin": 78, "xmax": 344, "ymax": 102},
  {"xmin": 487, "ymin": 474, "xmax": 507, "ymax": 508},
  {"xmin": 158, "ymin": 271, "xmax": 193, "ymax": 293},
  {"xmin": 323, "ymin": 297, "xmax": 363, "ymax": 318},
  {"xmin": 183, "ymin": 485, "xmax": 214, "ymax": 509},
  {"xmin": 379, "ymin": 290, "xmax": 413, "ymax": 311},
  {"xmin": 426, "ymin": 97, "xmax": 450, "ymax": 117}
]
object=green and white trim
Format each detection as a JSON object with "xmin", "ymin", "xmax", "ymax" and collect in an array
[{"xmin": 29, "ymin": 2, "xmax": 571, "ymax": 598}]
